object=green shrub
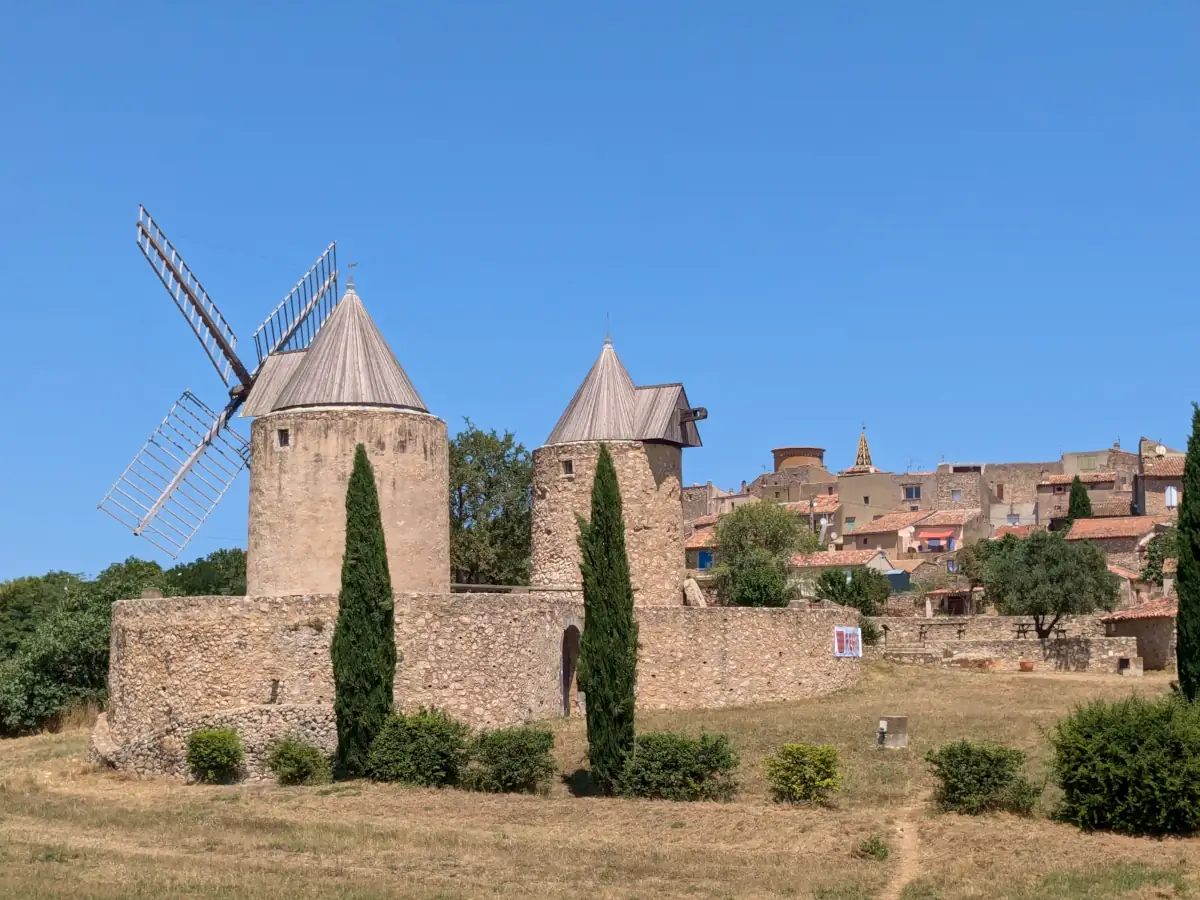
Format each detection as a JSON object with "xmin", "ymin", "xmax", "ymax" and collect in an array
[
  {"xmin": 186, "ymin": 728, "xmax": 244, "ymax": 784},
  {"xmin": 925, "ymin": 740, "xmax": 1037, "ymax": 815},
  {"xmin": 762, "ymin": 743, "xmax": 842, "ymax": 805},
  {"xmin": 266, "ymin": 735, "xmax": 332, "ymax": 786},
  {"xmin": 1051, "ymin": 695, "xmax": 1200, "ymax": 834},
  {"xmin": 366, "ymin": 708, "xmax": 470, "ymax": 787},
  {"xmin": 858, "ymin": 614, "xmax": 881, "ymax": 647},
  {"xmin": 856, "ymin": 833, "xmax": 890, "ymax": 861},
  {"xmin": 617, "ymin": 731, "xmax": 739, "ymax": 801},
  {"xmin": 464, "ymin": 725, "xmax": 556, "ymax": 794}
]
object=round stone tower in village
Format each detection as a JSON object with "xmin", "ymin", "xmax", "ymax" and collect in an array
[
  {"xmin": 242, "ymin": 280, "xmax": 449, "ymax": 597},
  {"xmin": 531, "ymin": 337, "xmax": 704, "ymax": 606}
]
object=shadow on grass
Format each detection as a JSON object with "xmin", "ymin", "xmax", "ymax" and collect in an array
[{"xmin": 561, "ymin": 768, "xmax": 600, "ymax": 797}]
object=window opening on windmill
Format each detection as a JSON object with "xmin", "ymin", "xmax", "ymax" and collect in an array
[
  {"xmin": 562, "ymin": 459, "xmax": 574, "ymax": 476},
  {"xmin": 277, "ymin": 429, "xmax": 290, "ymax": 448}
]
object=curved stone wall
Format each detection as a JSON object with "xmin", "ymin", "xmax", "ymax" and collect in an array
[
  {"xmin": 531, "ymin": 440, "xmax": 684, "ymax": 606},
  {"xmin": 247, "ymin": 407, "xmax": 449, "ymax": 596}
]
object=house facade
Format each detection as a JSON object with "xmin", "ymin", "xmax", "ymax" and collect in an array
[
  {"xmin": 1065, "ymin": 515, "xmax": 1171, "ymax": 571},
  {"xmin": 789, "ymin": 549, "xmax": 892, "ymax": 599},
  {"xmin": 1036, "ymin": 472, "xmax": 1119, "ymax": 523}
]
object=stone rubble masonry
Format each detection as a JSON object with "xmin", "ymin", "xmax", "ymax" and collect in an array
[
  {"xmin": 934, "ymin": 471, "xmax": 987, "ymax": 510},
  {"xmin": 876, "ymin": 636, "xmax": 1140, "ymax": 673},
  {"xmin": 247, "ymin": 407, "xmax": 450, "ymax": 597},
  {"xmin": 92, "ymin": 593, "xmax": 861, "ymax": 778},
  {"xmin": 876, "ymin": 614, "xmax": 1108, "ymax": 646},
  {"xmin": 531, "ymin": 440, "xmax": 685, "ymax": 606}
]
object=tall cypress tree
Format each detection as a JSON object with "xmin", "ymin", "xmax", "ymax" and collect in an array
[
  {"xmin": 1067, "ymin": 474, "xmax": 1093, "ymax": 522},
  {"xmin": 576, "ymin": 444, "xmax": 638, "ymax": 794},
  {"xmin": 1176, "ymin": 405, "xmax": 1200, "ymax": 701},
  {"xmin": 331, "ymin": 444, "xmax": 397, "ymax": 776}
]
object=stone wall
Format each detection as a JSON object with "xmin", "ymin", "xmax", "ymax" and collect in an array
[
  {"xmin": 876, "ymin": 615, "xmax": 1108, "ymax": 646},
  {"xmin": 247, "ymin": 407, "xmax": 449, "ymax": 596},
  {"xmin": 1094, "ymin": 536, "xmax": 1141, "ymax": 571},
  {"xmin": 934, "ymin": 471, "xmax": 987, "ymax": 510},
  {"xmin": 531, "ymin": 440, "xmax": 685, "ymax": 606},
  {"xmin": 95, "ymin": 592, "xmax": 862, "ymax": 778},
  {"xmin": 932, "ymin": 636, "xmax": 1139, "ymax": 672},
  {"xmin": 1141, "ymin": 476, "xmax": 1182, "ymax": 517},
  {"xmin": 1107, "ymin": 618, "xmax": 1176, "ymax": 670}
]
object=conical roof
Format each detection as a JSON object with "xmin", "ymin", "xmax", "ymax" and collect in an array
[
  {"xmin": 854, "ymin": 431, "xmax": 873, "ymax": 468},
  {"xmin": 545, "ymin": 338, "xmax": 638, "ymax": 444},
  {"xmin": 271, "ymin": 282, "xmax": 426, "ymax": 412}
]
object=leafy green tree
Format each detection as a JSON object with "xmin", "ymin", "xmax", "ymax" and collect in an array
[
  {"xmin": 815, "ymin": 567, "xmax": 892, "ymax": 616},
  {"xmin": 89, "ymin": 557, "xmax": 166, "ymax": 605},
  {"xmin": 576, "ymin": 444, "xmax": 638, "ymax": 795},
  {"xmin": 1067, "ymin": 475, "xmax": 1093, "ymax": 522},
  {"xmin": 980, "ymin": 530, "xmax": 1118, "ymax": 638},
  {"xmin": 331, "ymin": 445, "xmax": 397, "ymax": 777},
  {"xmin": 0, "ymin": 572, "xmax": 86, "ymax": 660},
  {"xmin": 1141, "ymin": 527, "xmax": 1179, "ymax": 586},
  {"xmin": 449, "ymin": 419, "xmax": 533, "ymax": 585},
  {"xmin": 711, "ymin": 502, "xmax": 819, "ymax": 605},
  {"xmin": 165, "ymin": 549, "xmax": 246, "ymax": 596},
  {"xmin": 1177, "ymin": 405, "xmax": 1200, "ymax": 701}
]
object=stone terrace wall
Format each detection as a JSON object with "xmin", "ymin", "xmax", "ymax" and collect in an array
[
  {"xmin": 637, "ymin": 607, "xmax": 860, "ymax": 710},
  {"xmin": 877, "ymin": 615, "xmax": 1107, "ymax": 646},
  {"xmin": 96, "ymin": 593, "xmax": 862, "ymax": 778},
  {"xmin": 933, "ymin": 636, "xmax": 1138, "ymax": 672}
]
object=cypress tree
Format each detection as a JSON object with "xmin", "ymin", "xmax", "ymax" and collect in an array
[
  {"xmin": 331, "ymin": 444, "xmax": 397, "ymax": 776},
  {"xmin": 576, "ymin": 444, "xmax": 638, "ymax": 794},
  {"xmin": 1177, "ymin": 405, "xmax": 1200, "ymax": 701},
  {"xmin": 1067, "ymin": 474, "xmax": 1093, "ymax": 522}
]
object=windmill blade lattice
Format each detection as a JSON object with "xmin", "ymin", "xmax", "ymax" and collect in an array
[
  {"xmin": 98, "ymin": 391, "xmax": 250, "ymax": 558},
  {"xmin": 252, "ymin": 243, "xmax": 339, "ymax": 367},
  {"xmin": 136, "ymin": 205, "xmax": 252, "ymax": 389}
]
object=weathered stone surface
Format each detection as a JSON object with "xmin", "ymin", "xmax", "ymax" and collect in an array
[
  {"xmin": 95, "ymin": 593, "xmax": 862, "ymax": 777},
  {"xmin": 247, "ymin": 407, "xmax": 449, "ymax": 597},
  {"xmin": 531, "ymin": 441, "xmax": 684, "ymax": 606},
  {"xmin": 682, "ymin": 578, "xmax": 707, "ymax": 607}
]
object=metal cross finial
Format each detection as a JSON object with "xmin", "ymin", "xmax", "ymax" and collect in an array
[{"xmin": 347, "ymin": 261, "xmax": 358, "ymax": 289}]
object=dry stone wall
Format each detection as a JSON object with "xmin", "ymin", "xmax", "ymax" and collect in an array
[
  {"xmin": 877, "ymin": 615, "xmax": 1107, "ymax": 646},
  {"xmin": 95, "ymin": 592, "xmax": 862, "ymax": 778},
  {"xmin": 531, "ymin": 440, "xmax": 685, "ymax": 606}
]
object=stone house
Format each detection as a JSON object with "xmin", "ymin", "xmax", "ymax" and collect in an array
[
  {"xmin": 844, "ymin": 510, "xmax": 931, "ymax": 555},
  {"xmin": 1137, "ymin": 454, "xmax": 1184, "ymax": 518},
  {"xmin": 789, "ymin": 549, "xmax": 892, "ymax": 599},
  {"xmin": 785, "ymin": 493, "xmax": 840, "ymax": 536},
  {"xmin": 888, "ymin": 557, "xmax": 940, "ymax": 584},
  {"xmin": 1036, "ymin": 472, "xmax": 1119, "ymax": 523},
  {"xmin": 1064, "ymin": 515, "xmax": 1171, "ymax": 571},
  {"xmin": 983, "ymin": 461, "xmax": 1060, "ymax": 528},
  {"xmin": 934, "ymin": 464, "xmax": 989, "ymax": 511},
  {"xmin": 681, "ymin": 482, "xmax": 732, "ymax": 524},
  {"xmin": 750, "ymin": 446, "xmax": 838, "ymax": 503},
  {"xmin": 684, "ymin": 514, "xmax": 718, "ymax": 571},
  {"xmin": 1063, "ymin": 443, "xmax": 1139, "ymax": 492},
  {"xmin": 1101, "ymin": 600, "xmax": 1177, "ymax": 670}
]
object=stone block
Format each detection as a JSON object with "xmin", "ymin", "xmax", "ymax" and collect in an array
[{"xmin": 1119, "ymin": 656, "xmax": 1144, "ymax": 677}]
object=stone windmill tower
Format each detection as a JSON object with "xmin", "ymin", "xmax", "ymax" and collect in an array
[
  {"xmin": 239, "ymin": 277, "xmax": 449, "ymax": 596},
  {"xmin": 531, "ymin": 337, "xmax": 705, "ymax": 605}
]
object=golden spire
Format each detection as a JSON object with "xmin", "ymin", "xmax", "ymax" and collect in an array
[{"xmin": 855, "ymin": 428, "xmax": 872, "ymax": 469}]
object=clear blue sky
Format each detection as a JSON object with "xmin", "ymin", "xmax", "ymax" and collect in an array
[{"xmin": 1, "ymin": 3, "xmax": 1197, "ymax": 580}]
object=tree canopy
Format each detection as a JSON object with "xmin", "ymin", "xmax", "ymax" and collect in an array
[
  {"xmin": 1067, "ymin": 475, "xmax": 1093, "ymax": 522},
  {"xmin": 449, "ymin": 419, "xmax": 533, "ymax": 586},
  {"xmin": 711, "ymin": 501, "xmax": 820, "ymax": 607},
  {"xmin": 815, "ymin": 567, "xmax": 892, "ymax": 616},
  {"xmin": 977, "ymin": 530, "xmax": 1118, "ymax": 638}
]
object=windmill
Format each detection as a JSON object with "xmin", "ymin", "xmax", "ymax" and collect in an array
[{"xmin": 99, "ymin": 205, "xmax": 339, "ymax": 558}]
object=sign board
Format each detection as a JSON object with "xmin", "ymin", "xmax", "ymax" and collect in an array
[{"xmin": 833, "ymin": 626, "xmax": 862, "ymax": 658}]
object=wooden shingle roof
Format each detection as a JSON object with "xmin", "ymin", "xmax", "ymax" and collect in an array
[
  {"xmin": 545, "ymin": 339, "xmax": 701, "ymax": 447},
  {"xmin": 269, "ymin": 283, "xmax": 426, "ymax": 413}
]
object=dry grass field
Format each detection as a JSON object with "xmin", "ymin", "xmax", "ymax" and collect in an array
[{"xmin": 1, "ymin": 664, "xmax": 1196, "ymax": 899}]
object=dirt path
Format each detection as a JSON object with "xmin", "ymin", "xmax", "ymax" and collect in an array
[{"xmin": 880, "ymin": 801, "xmax": 923, "ymax": 900}]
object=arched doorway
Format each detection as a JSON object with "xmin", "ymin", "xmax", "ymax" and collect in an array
[{"xmin": 561, "ymin": 625, "xmax": 581, "ymax": 717}]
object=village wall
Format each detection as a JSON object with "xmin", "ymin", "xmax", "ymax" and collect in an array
[
  {"xmin": 876, "ymin": 615, "xmax": 1108, "ymax": 646},
  {"xmin": 930, "ymin": 636, "xmax": 1139, "ymax": 672},
  {"xmin": 94, "ymin": 593, "xmax": 861, "ymax": 778},
  {"xmin": 531, "ymin": 440, "xmax": 685, "ymax": 606},
  {"xmin": 247, "ymin": 408, "xmax": 449, "ymax": 596}
]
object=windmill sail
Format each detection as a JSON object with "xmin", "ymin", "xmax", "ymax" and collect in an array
[
  {"xmin": 136, "ymin": 205, "xmax": 252, "ymax": 389},
  {"xmin": 251, "ymin": 243, "xmax": 339, "ymax": 367},
  {"xmin": 98, "ymin": 391, "xmax": 250, "ymax": 558}
]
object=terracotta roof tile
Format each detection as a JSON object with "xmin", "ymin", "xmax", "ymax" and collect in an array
[
  {"xmin": 1039, "ymin": 472, "xmax": 1116, "ymax": 486},
  {"xmin": 919, "ymin": 508, "xmax": 982, "ymax": 527},
  {"xmin": 1107, "ymin": 565, "xmax": 1140, "ymax": 581},
  {"xmin": 889, "ymin": 558, "xmax": 938, "ymax": 574},
  {"xmin": 692, "ymin": 514, "xmax": 718, "ymax": 527},
  {"xmin": 785, "ymin": 495, "xmax": 839, "ymax": 515},
  {"xmin": 1092, "ymin": 499, "xmax": 1133, "ymax": 517},
  {"xmin": 1145, "ymin": 456, "xmax": 1186, "ymax": 478},
  {"xmin": 1100, "ymin": 600, "xmax": 1177, "ymax": 623},
  {"xmin": 790, "ymin": 549, "xmax": 888, "ymax": 569},
  {"xmin": 992, "ymin": 525, "xmax": 1042, "ymax": 540},
  {"xmin": 684, "ymin": 527, "xmax": 716, "ymax": 550},
  {"xmin": 850, "ymin": 510, "xmax": 932, "ymax": 536},
  {"xmin": 1066, "ymin": 516, "xmax": 1170, "ymax": 541}
]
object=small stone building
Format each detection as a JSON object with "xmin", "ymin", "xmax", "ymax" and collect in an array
[
  {"xmin": 1101, "ymin": 600, "xmax": 1177, "ymax": 670},
  {"xmin": 531, "ymin": 337, "xmax": 704, "ymax": 606},
  {"xmin": 1064, "ymin": 515, "xmax": 1172, "ymax": 571}
]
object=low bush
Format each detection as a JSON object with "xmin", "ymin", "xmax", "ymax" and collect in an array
[
  {"xmin": 366, "ymin": 708, "xmax": 470, "ymax": 787},
  {"xmin": 856, "ymin": 833, "xmax": 889, "ymax": 861},
  {"xmin": 186, "ymin": 728, "xmax": 244, "ymax": 784},
  {"xmin": 925, "ymin": 740, "xmax": 1038, "ymax": 815},
  {"xmin": 762, "ymin": 743, "xmax": 842, "ymax": 805},
  {"xmin": 617, "ymin": 731, "xmax": 738, "ymax": 802},
  {"xmin": 1051, "ymin": 694, "xmax": 1200, "ymax": 835},
  {"xmin": 266, "ymin": 735, "xmax": 332, "ymax": 786},
  {"xmin": 464, "ymin": 725, "xmax": 556, "ymax": 794}
]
